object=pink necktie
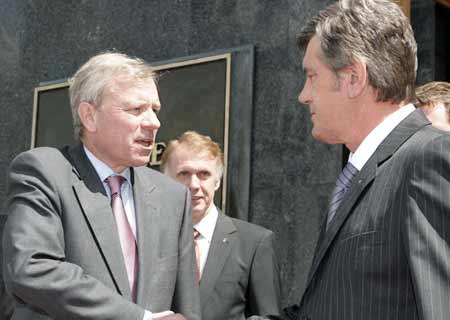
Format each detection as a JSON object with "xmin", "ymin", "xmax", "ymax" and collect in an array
[{"xmin": 105, "ymin": 175, "xmax": 138, "ymax": 301}]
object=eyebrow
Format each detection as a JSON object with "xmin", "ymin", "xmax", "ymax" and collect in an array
[
  {"xmin": 124, "ymin": 99, "xmax": 161, "ymax": 109},
  {"xmin": 152, "ymin": 101, "xmax": 161, "ymax": 111}
]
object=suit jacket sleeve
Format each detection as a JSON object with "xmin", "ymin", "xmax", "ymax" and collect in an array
[
  {"xmin": 402, "ymin": 134, "xmax": 450, "ymax": 320},
  {"xmin": 246, "ymin": 230, "xmax": 282, "ymax": 317},
  {"xmin": 0, "ymin": 275, "xmax": 14, "ymax": 319},
  {"xmin": 2, "ymin": 151, "xmax": 145, "ymax": 320},
  {"xmin": 170, "ymin": 190, "xmax": 201, "ymax": 320}
]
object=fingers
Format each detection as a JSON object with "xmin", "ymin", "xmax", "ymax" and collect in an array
[{"xmin": 152, "ymin": 310, "xmax": 174, "ymax": 319}]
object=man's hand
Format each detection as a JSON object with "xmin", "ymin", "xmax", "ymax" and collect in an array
[
  {"xmin": 247, "ymin": 316, "xmax": 281, "ymax": 320},
  {"xmin": 153, "ymin": 312, "xmax": 186, "ymax": 320},
  {"xmin": 153, "ymin": 311, "xmax": 174, "ymax": 319}
]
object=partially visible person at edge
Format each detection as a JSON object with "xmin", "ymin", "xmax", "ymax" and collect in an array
[
  {"xmin": 0, "ymin": 248, "xmax": 14, "ymax": 319},
  {"xmin": 415, "ymin": 81, "xmax": 450, "ymax": 131},
  {"xmin": 2, "ymin": 52, "xmax": 200, "ymax": 320},
  {"xmin": 249, "ymin": 0, "xmax": 450, "ymax": 319},
  {"xmin": 161, "ymin": 130, "xmax": 282, "ymax": 320}
]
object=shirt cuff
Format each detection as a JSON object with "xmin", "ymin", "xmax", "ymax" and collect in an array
[{"xmin": 143, "ymin": 310, "xmax": 152, "ymax": 320}]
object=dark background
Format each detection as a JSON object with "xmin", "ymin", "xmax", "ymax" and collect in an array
[{"xmin": 0, "ymin": 0, "xmax": 444, "ymax": 308}]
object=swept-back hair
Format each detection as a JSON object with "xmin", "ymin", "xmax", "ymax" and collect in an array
[
  {"xmin": 69, "ymin": 52, "xmax": 154, "ymax": 140},
  {"xmin": 297, "ymin": 0, "xmax": 417, "ymax": 104}
]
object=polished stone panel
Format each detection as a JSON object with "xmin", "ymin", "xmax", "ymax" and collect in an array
[{"xmin": 412, "ymin": 0, "xmax": 435, "ymax": 84}]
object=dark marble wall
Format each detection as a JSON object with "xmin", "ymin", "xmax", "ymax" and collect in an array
[
  {"xmin": 435, "ymin": 2, "xmax": 450, "ymax": 81},
  {"xmin": 0, "ymin": 0, "xmax": 436, "ymax": 310},
  {"xmin": 411, "ymin": 0, "xmax": 436, "ymax": 84}
]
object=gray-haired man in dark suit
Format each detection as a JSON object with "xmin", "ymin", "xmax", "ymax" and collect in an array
[{"xmin": 251, "ymin": 0, "xmax": 450, "ymax": 319}]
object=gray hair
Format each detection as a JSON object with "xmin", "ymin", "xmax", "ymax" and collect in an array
[
  {"xmin": 297, "ymin": 0, "xmax": 417, "ymax": 104},
  {"xmin": 68, "ymin": 52, "xmax": 155, "ymax": 140}
]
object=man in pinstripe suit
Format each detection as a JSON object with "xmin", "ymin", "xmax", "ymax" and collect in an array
[{"xmin": 249, "ymin": 0, "xmax": 450, "ymax": 319}]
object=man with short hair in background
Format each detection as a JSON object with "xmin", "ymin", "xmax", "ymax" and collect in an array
[
  {"xmin": 161, "ymin": 130, "xmax": 281, "ymax": 320},
  {"xmin": 2, "ymin": 52, "xmax": 200, "ymax": 320},
  {"xmin": 416, "ymin": 81, "xmax": 450, "ymax": 131}
]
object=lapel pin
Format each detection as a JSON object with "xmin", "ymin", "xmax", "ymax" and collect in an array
[{"xmin": 222, "ymin": 238, "xmax": 228, "ymax": 243}]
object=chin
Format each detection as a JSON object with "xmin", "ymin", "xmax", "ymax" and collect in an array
[
  {"xmin": 311, "ymin": 129, "xmax": 322, "ymax": 141},
  {"xmin": 311, "ymin": 130, "xmax": 331, "ymax": 144},
  {"xmin": 131, "ymin": 157, "xmax": 151, "ymax": 168},
  {"xmin": 192, "ymin": 207, "xmax": 206, "ymax": 218}
]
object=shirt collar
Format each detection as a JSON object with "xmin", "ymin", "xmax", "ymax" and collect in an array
[
  {"xmin": 83, "ymin": 145, "xmax": 131, "ymax": 183},
  {"xmin": 349, "ymin": 103, "xmax": 415, "ymax": 170},
  {"xmin": 194, "ymin": 204, "xmax": 218, "ymax": 243}
]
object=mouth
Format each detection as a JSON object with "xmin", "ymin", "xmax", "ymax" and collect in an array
[
  {"xmin": 191, "ymin": 196, "xmax": 203, "ymax": 202},
  {"xmin": 136, "ymin": 138, "xmax": 154, "ymax": 148}
]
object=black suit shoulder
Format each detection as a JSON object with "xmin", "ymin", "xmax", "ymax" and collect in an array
[
  {"xmin": 230, "ymin": 217, "xmax": 274, "ymax": 241},
  {"xmin": 395, "ymin": 122, "xmax": 450, "ymax": 170}
]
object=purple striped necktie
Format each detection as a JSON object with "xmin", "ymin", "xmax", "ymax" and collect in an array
[
  {"xmin": 105, "ymin": 175, "xmax": 138, "ymax": 301},
  {"xmin": 326, "ymin": 162, "xmax": 358, "ymax": 229}
]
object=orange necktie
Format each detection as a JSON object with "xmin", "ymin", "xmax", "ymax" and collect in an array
[{"xmin": 193, "ymin": 229, "xmax": 201, "ymax": 282}]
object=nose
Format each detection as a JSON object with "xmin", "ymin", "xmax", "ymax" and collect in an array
[
  {"xmin": 141, "ymin": 109, "xmax": 161, "ymax": 129},
  {"xmin": 298, "ymin": 81, "xmax": 311, "ymax": 105},
  {"xmin": 189, "ymin": 174, "xmax": 200, "ymax": 190}
]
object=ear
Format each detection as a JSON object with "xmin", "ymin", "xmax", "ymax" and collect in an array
[
  {"xmin": 78, "ymin": 102, "xmax": 98, "ymax": 133},
  {"xmin": 214, "ymin": 177, "xmax": 221, "ymax": 191},
  {"xmin": 419, "ymin": 103, "xmax": 435, "ymax": 117},
  {"xmin": 345, "ymin": 59, "xmax": 368, "ymax": 99}
]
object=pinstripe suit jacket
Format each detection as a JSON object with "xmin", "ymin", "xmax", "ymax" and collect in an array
[
  {"xmin": 253, "ymin": 109, "xmax": 450, "ymax": 320},
  {"xmin": 298, "ymin": 108, "xmax": 450, "ymax": 320}
]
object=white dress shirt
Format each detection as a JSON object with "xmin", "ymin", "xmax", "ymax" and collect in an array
[
  {"xmin": 83, "ymin": 146, "xmax": 154, "ymax": 320},
  {"xmin": 193, "ymin": 204, "xmax": 219, "ymax": 274},
  {"xmin": 83, "ymin": 146, "xmax": 137, "ymax": 238},
  {"xmin": 349, "ymin": 104, "xmax": 416, "ymax": 169}
]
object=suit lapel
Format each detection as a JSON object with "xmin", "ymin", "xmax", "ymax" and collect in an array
[
  {"xmin": 68, "ymin": 144, "xmax": 132, "ymax": 299},
  {"xmin": 199, "ymin": 212, "xmax": 236, "ymax": 308},
  {"xmin": 132, "ymin": 168, "xmax": 159, "ymax": 304},
  {"xmin": 304, "ymin": 109, "xmax": 430, "ymax": 291}
]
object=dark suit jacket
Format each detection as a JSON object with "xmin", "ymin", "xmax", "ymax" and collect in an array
[
  {"xmin": 255, "ymin": 109, "xmax": 450, "ymax": 320},
  {"xmin": 2, "ymin": 144, "xmax": 200, "ymax": 320},
  {"xmin": 200, "ymin": 211, "xmax": 281, "ymax": 320},
  {"xmin": 0, "ymin": 214, "xmax": 14, "ymax": 320}
]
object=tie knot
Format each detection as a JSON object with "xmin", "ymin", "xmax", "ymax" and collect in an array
[
  {"xmin": 336, "ymin": 162, "xmax": 358, "ymax": 190},
  {"xmin": 105, "ymin": 175, "xmax": 126, "ymax": 195},
  {"xmin": 193, "ymin": 229, "xmax": 200, "ymax": 240}
]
